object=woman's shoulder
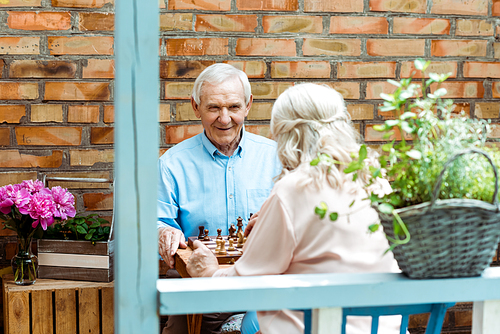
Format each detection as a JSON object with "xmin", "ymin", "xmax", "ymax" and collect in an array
[{"xmin": 272, "ymin": 167, "xmax": 317, "ymax": 196}]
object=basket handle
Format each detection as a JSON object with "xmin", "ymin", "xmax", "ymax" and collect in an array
[{"xmin": 430, "ymin": 148, "xmax": 499, "ymax": 209}]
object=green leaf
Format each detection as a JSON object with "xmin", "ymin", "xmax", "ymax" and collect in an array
[
  {"xmin": 349, "ymin": 200, "xmax": 355, "ymax": 207},
  {"xmin": 368, "ymin": 224, "xmax": 379, "ymax": 233},
  {"xmin": 380, "ymin": 93, "xmax": 395, "ymax": 102},
  {"xmin": 89, "ymin": 222, "xmax": 100, "ymax": 228},
  {"xmin": 358, "ymin": 145, "xmax": 367, "ymax": 161},
  {"xmin": 429, "ymin": 73, "xmax": 441, "ymax": 82},
  {"xmin": 371, "ymin": 167, "xmax": 381, "ymax": 178},
  {"xmin": 379, "ymin": 104, "xmax": 396, "ymax": 112},
  {"xmin": 352, "ymin": 173, "xmax": 358, "ymax": 182},
  {"xmin": 310, "ymin": 157, "xmax": 320, "ymax": 166},
  {"xmin": 314, "ymin": 202, "xmax": 328, "ymax": 219},
  {"xmin": 329, "ymin": 212, "xmax": 338, "ymax": 221},
  {"xmin": 401, "ymin": 122, "xmax": 414, "ymax": 134},
  {"xmin": 382, "ymin": 131, "xmax": 395, "ymax": 139},
  {"xmin": 378, "ymin": 203, "xmax": 394, "ymax": 214},
  {"xmin": 76, "ymin": 226, "xmax": 87, "ymax": 234},
  {"xmin": 344, "ymin": 162, "xmax": 363, "ymax": 174},
  {"xmin": 400, "ymin": 112, "xmax": 416, "ymax": 120},
  {"xmin": 399, "ymin": 90, "xmax": 414, "ymax": 100},
  {"xmin": 373, "ymin": 124, "xmax": 387, "ymax": 132},
  {"xmin": 385, "ymin": 120, "xmax": 399, "ymax": 127},
  {"xmin": 432, "ymin": 88, "xmax": 447, "ymax": 98},
  {"xmin": 386, "ymin": 80, "xmax": 401, "ymax": 88},
  {"xmin": 414, "ymin": 59, "xmax": 430, "ymax": 71},
  {"xmin": 382, "ymin": 142, "xmax": 394, "ymax": 152},
  {"xmin": 85, "ymin": 233, "xmax": 93, "ymax": 240},
  {"xmin": 406, "ymin": 150, "xmax": 422, "ymax": 159}
]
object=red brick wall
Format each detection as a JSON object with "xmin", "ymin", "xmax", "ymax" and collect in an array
[{"xmin": 0, "ymin": 0, "xmax": 499, "ymax": 331}]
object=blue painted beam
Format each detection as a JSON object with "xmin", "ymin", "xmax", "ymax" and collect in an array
[
  {"xmin": 157, "ymin": 267, "xmax": 500, "ymax": 315},
  {"xmin": 114, "ymin": 0, "xmax": 159, "ymax": 333}
]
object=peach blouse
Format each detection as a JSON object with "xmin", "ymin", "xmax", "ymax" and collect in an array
[{"xmin": 213, "ymin": 168, "xmax": 401, "ymax": 334}]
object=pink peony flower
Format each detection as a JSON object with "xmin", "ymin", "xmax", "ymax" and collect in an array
[
  {"xmin": 11, "ymin": 188, "xmax": 31, "ymax": 215},
  {"xmin": 51, "ymin": 186, "xmax": 76, "ymax": 220},
  {"xmin": 29, "ymin": 191, "xmax": 56, "ymax": 230},
  {"xmin": 20, "ymin": 179, "xmax": 45, "ymax": 194},
  {"xmin": 4, "ymin": 184, "xmax": 21, "ymax": 198},
  {"xmin": 0, "ymin": 186, "xmax": 14, "ymax": 214}
]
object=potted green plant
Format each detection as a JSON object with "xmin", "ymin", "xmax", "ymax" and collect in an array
[
  {"xmin": 313, "ymin": 59, "xmax": 500, "ymax": 278},
  {"xmin": 37, "ymin": 214, "xmax": 114, "ymax": 282}
]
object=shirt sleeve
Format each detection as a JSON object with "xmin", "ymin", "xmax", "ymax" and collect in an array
[
  {"xmin": 157, "ymin": 218, "xmax": 181, "ymax": 230},
  {"xmin": 213, "ymin": 192, "xmax": 296, "ymax": 277},
  {"xmin": 157, "ymin": 158, "xmax": 180, "ymax": 230}
]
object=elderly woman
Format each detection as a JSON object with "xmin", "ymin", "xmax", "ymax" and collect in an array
[{"xmin": 187, "ymin": 83, "xmax": 400, "ymax": 334}]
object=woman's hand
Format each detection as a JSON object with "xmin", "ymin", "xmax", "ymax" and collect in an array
[
  {"xmin": 245, "ymin": 211, "xmax": 259, "ymax": 237},
  {"xmin": 187, "ymin": 240, "xmax": 220, "ymax": 277}
]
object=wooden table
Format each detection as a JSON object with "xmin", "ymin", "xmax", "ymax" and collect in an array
[
  {"xmin": 175, "ymin": 247, "xmax": 233, "ymax": 334},
  {"xmin": 2, "ymin": 274, "xmax": 114, "ymax": 334}
]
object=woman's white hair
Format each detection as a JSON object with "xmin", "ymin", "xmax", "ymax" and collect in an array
[
  {"xmin": 271, "ymin": 83, "xmax": 377, "ymax": 189},
  {"xmin": 192, "ymin": 63, "xmax": 251, "ymax": 105}
]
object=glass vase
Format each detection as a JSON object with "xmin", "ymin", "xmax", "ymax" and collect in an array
[{"xmin": 11, "ymin": 235, "xmax": 38, "ymax": 285}]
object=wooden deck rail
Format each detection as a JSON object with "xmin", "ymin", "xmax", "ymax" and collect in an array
[{"xmin": 157, "ymin": 267, "xmax": 500, "ymax": 334}]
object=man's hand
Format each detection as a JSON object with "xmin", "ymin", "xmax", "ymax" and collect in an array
[
  {"xmin": 244, "ymin": 211, "xmax": 259, "ymax": 237},
  {"xmin": 158, "ymin": 226, "xmax": 187, "ymax": 269},
  {"xmin": 186, "ymin": 240, "xmax": 220, "ymax": 277}
]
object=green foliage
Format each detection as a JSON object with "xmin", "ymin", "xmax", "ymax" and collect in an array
[
  {"xmin": 311, "ymin": 58, "xmax": 500, "ymax": 249},
  {"xmin": 43, "ymin": 214, "xmax": 111, "ymax": 243}
]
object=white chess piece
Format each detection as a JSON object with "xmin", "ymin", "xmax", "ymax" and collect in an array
[
  {"xmin": 219, "ymin": 239, "xmax": 227, "ymax": 255},
  {"xmin": 237, "ymin": 231, "xmax": 244, "ymax": 248},
  {"xmin": 228, "ymin": 238, "xmax": 236, "ymax": 251}
]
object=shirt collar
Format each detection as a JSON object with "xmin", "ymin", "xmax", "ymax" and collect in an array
[{"xmin": 201, "ymin": 127, "xmax": 245, "ymax": 159}]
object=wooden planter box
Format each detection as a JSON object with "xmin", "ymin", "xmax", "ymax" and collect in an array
[
  {"xmin": 3, "ymin": 274, "xmax": 114, "ymax": 334},
  {"xmin": 37, "ymin": 239, "xmax": 114, "ymax": 282}
]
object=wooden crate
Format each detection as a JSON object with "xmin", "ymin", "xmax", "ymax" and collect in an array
[
  {"xmin": 2, "ymin": 275, "xmax": 114, "ymax": 334},
  {"xmin": 37, "ymin": 239, "xmax": 114, "ymax": 282}
]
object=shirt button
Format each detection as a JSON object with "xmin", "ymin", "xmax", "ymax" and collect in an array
[
  {"xmin": 229, "ymin": 194, "xmax": 233, "ymax": 199},
  {"xmin": 228, "ymin": 167, "xmax": 232, "ymax": 171}
]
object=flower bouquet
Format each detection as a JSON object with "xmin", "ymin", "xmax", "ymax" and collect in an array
[{"xmin": 0, "ymin": 179, "xmax": 76, "ymax": 285}]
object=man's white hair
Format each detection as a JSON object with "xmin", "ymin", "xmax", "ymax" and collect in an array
[
  {"xmin": 271, "ymin": 83, "xmax": 378, "ymax": 189},
  {"xmin": 192, "ymin": 63, "xmax": 251, "ymax": 105}
]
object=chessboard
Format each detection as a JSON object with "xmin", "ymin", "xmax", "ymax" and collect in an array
[{"xmin": 187, "ymin": 236, "xmax": 243, "ymax": 265}]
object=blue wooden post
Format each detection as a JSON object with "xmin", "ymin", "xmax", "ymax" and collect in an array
[{"xmin": 114, "ymin": 0, "xmax": 159, "ymax": 333}]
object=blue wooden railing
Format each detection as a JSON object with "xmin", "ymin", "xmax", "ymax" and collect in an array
[
  {"xmin": 113, "ymin": 1, "xmax": 500, "ymax": 333},
  {"xmin": 157, "ymin": 268, "xmax": 500, "ymax": 333}
]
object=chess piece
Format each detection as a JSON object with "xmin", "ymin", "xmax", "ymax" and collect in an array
[
  {"xmin": 229, "ymin": 224, "xmax": 236, "ymax": 239},
  {"xmin": 236, "ymin": 217, "xmax": 243, "ymax": 240},
  {"xmin": 203, "ymin": 229, "xmax": 210, "ymax": 241},
  {"xmin": 219, "ymin": 239, "xmax": 227, "ymax": 255},
  {"xmin": 228, "ymin": 238, "xmax": 236, "ymax": 251},
  {"xmin": 217, "ymin": 228, "xmax": 222, "ymax": 240},
  {"xmin": 198, "ymin": 226, "xmax": 205, "ymax": 240},
  {"xmin": 215, "ymin": 239, "xmax": 222, "ymax": 253},
  {"xmin": 237, "ymin": 230, "xmax": 244, "ymax": 248}
]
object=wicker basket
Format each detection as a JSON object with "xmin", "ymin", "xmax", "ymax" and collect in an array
[{"xmin": 376, "ymin": 148, "xmax": 500, "ymax": 279}]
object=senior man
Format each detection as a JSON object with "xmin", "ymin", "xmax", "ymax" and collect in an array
[{"xmin": 158, "ymin": 63, "xmax": 280, "ymax": 334}]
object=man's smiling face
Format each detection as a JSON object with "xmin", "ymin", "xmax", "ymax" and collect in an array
[{"xmin": 192, "ymin": 77, "xmax": 252, "ymax": 156}]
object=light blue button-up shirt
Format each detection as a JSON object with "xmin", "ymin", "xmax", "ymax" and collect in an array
[{"xmin": 157, "ymin": 129, "xmax": 281, "ymax": 238}]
